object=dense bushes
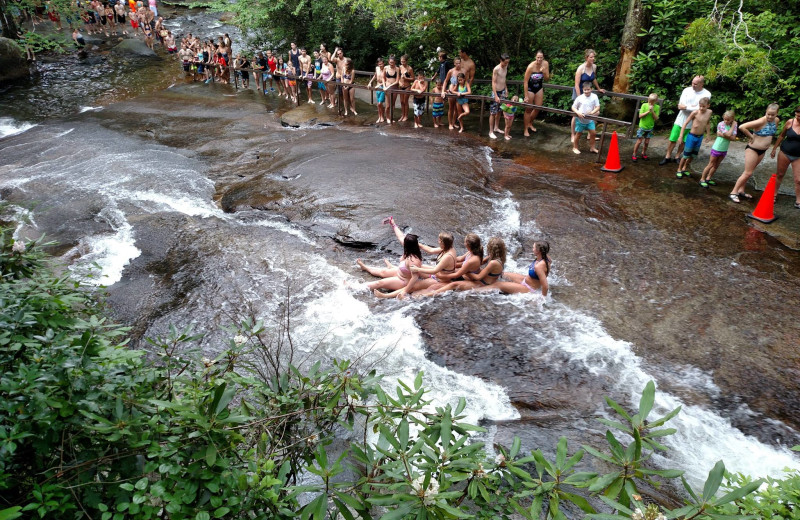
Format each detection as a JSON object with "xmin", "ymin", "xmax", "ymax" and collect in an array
[{"xmin": 1, "ymin": 228, "xmax": 797, "ymax": 519}]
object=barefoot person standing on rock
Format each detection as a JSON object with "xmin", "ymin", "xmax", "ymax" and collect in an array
[{"xmin": 489, "ymin": 53, "xmax": 510, "ymax": 140}]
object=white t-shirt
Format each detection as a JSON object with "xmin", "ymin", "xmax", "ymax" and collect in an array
[
  {"xmin": 572, "ymin": 93, "xmax": 599, "ymax": 123},
  {"xmin": 674, "ymin": 86, "xmax": 711, "ymax": 128}
]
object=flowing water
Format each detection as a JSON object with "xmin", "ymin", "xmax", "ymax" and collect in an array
[{"xmin": 2, "ymin": 10, "xmax": 800, "ymax": 496}]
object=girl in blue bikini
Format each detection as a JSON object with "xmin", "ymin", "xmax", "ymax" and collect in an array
[{"xmin": 479, "ymin": 241, "xmax": 550, "ymax": 297}]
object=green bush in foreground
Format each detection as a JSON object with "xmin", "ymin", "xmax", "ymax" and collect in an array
[{"xmin": 1, "ymin": 228, "xmax": 796, "ymax": 519}]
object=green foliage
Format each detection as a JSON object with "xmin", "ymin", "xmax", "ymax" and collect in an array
[
  {"xmin": 717, "ymin": 469, "xmax": 800, "ymax": 520},
  {"xmin": 0, "ymin": 230, "xmax": 785, "ymax": 519},
  {"xmin": 16, "ymin": 31, "xmax": 70, "ymax": 54},
  {"xmin": 630, "ymin": 0, "xmax": 800, "ymax": 122}
]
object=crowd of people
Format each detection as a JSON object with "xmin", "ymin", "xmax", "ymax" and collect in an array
[{"xmin": 357, "ymin": 217, "xmax": 550, "ymax": 299}]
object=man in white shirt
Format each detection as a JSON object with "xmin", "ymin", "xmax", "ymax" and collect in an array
[{"xmin": 660, "ymin": 75, "xmax": 711, "ymax": 165}]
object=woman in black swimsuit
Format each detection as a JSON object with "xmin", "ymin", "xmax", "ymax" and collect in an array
[
  {"xmin": 522, "ymin": 50, "xmax": 550, "ymax": 136},
  {"xmin": 772, "ymin": 105, "xmax": 800, "ymax": 209},
  {"xmin": 397, "ymin": 54, "xmax": 414, "ymax": 122}
]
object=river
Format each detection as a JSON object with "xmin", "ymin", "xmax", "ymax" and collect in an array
[{"xmin": 1, "ymin": 8, "xmax": 799, "ymax": 496}]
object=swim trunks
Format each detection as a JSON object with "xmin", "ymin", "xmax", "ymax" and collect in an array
[
  {"xmin": 636, "ymin": 128, "xmax": 653, "ymax": 139},
  {"xmin": 413, "ymin": 98, "xmax": 425, "ymax": 116},
  {"xmin": 490, "ymin": 88, "xmax": 506, "ymax": 115},
  {"xmin": 709, "ymin": 149, "xmax": 727, "ymax": 158},
  {"xmin": 669, "ymin": 123, "xmax": 689, "ymax": 143},
  {"xmin": 375, "ymin": 88, "xmax": 385, "ymax": 104},
  {"xmin": 682, "ymin": 132, "xmax": 703, "ymax": 157},
  {"xmin": 575, "ymin": 119, "xmax": 595, "ymax": 133},
  {"xmin": 431, "ymin": 100, "xmax": 444, "ymax": 117}
]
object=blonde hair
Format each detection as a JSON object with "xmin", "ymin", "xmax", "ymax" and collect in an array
[
  {"xmin": 723, "ymin": 110, "xmax": 735, "ymax": 119},
  {"xmin": 648, "ymin": 93, "xmax": 658, "ymax": 103},
  {"xmin": 486, "ymin": 237, "xmax": 507, "ymax": 265}
]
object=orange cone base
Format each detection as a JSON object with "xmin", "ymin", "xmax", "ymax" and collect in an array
[
  {"xmin": 746, "ymin": 213, "xmax": 778, "ymax": 224},
  {"xmin": 601, "ymin": 165, "xmax": 625, "ymax": 173}
]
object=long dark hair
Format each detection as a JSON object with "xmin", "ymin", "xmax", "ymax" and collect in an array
[
  {"xmin": 403, "ymin": 234, "xmax": 422, "ymax": 261},
  {"xmin": 436, "ymin": 232, "xmax": 454, "ymax": 263},
  {"xmin": 535, "ymin": 241, "xmax": 550, "ymax": 275}
]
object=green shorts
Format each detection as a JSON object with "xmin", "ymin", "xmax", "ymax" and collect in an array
[{"xmin": 669, "ymin": 123, "xmax": 689, "ymax": 143}]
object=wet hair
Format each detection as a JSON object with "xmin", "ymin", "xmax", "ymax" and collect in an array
[
  {"xmin": 401, "ymin": 54, "xmax": 409, "ymax": 62},
  {"xmin": 795, "ymin": 105, "xmax": 800, "ymax": 113},
  {"xmin": 584, "ymin": 48, "xmax": 596, "ymax": 59},
  {"xmin": 457, "ymin": 72, "xmax": 466, "ymax": 81},
  {"xmin": 376, "ymin": 57, "xmax": 383, "ymax": 65},
  {"xmin": 699, "ymin": 97, "xmax": 710, "ymax": 106},
  {"xmin": 438, "ymin": 232, "xmax": 454, "ymax": 251},
  {"xmin": 766, "ymin": 103, "xmax": 779, "ymax": 112},
  {"xmin": 486, "ymin": 237, "xmax": 506, "ymax": 265},
  {"xmin": 535, "ymin": 49, "xmax": 544, "ymax": 57},
  {"xmin": 464, "ymin": 233, "xmax": 484, "ymax": 263},
  {"xmin": 403, "ymin": 234, "xmax": 422, "ymax": 261},
  {"xmin": 388, "ymin": 54, "xmax": 396, "ymax": 63},
  {"xmin": 416, "ymin": 70, "xmax": 424, "ymax": 77},
  {"xmin": 723, "ymin": 110, "xmax": 735, "ymax": 120},
  {"xmin": 344, "ymin": 57, "xmax": 353, "ymax": 72},
  {"xmin": 582, "ymin": 81, "xmax": 592, "ymax": 90},
  {"xmin": 500, "ymin": 53, "xmax": 510, "ymax": 61},
  {"xmin": 534, "ymin": 241, "xmax": 551, "ymax": 276}
]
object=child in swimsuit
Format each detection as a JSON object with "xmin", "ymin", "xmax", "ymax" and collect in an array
[
  {"xmin": 431, "ymin": 79, "xmax": 445, "ymax": 128},
  {"xmin": 410, "ymin": 71, "xmax": 428, "ymax": 129},
  {"xmin": 500, "ymin": 95, "xmax": 520, "ymax": 140},
  {"xmin": 700, "ymin": 110, "xmax": 737, "ymax": 188},
  {"xmin": 450, "ymin": 73, "xmax": 471, "ymax": 133},
  {"xmin": 677, "ymin": 97, "xmax": 712, "ymax": 179}
]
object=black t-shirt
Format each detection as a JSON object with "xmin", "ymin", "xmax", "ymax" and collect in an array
[
  {"xmin": 438, "ymin": 60, "xmax": 451, "ymax": 84},
  {"xmin": 257, "ymin": 57, "xmax": 267, "ymax": 71}
]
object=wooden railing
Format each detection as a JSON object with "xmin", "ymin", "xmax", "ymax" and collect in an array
[{"xmin": 199, "ymin": 64, "xmax": 660, "ymax": 163}]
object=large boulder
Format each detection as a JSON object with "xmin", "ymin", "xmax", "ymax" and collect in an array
[
  {"xmin": 111, "ymin": 38, "xmax": 158, "ymax": 58},
  {"xmin": 0, "ymin": 37, "xmax": 30, "ymax": 83}
]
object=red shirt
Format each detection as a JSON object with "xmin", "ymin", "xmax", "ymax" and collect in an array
[{"xmin": 267, "ymin": 56, "xmax": 277, "ymax": 73}]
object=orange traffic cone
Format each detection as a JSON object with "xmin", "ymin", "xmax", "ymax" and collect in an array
[
  {"xmin": 600, "ymin": 131, "xmax": 624, "ymax": 173},
  {"xmin": 747, "ymin": 173, "xmax": 778, "ymax": 224}
]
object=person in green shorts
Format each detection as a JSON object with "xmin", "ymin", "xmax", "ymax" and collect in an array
[
  {"xmin": 660, "ymin": 76, "xmax": 711, "ymax": 165},
  {"xmin": 700, "ymin": 110, "xmax": 737, "ymax": 188},
  {"xmin": 632, "ymin": 93, "xmax": 660, "ymax": 161}
]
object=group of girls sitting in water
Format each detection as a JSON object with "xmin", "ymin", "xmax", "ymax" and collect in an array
[{"xmin": 356, "ymin": 217, "xmax": 550, "ymax": 299}]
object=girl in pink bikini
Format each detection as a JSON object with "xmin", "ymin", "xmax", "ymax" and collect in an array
[{"xmin": 356, "ymin": 218, "xmax": 423, "ymax": 293}]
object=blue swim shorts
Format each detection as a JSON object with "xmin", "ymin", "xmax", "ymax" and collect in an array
[
  {"xmin": 636, "ymin": 127, "xmax": 654, "ymax": 139},
  {"xmin": 375, "ymin": 89, "xmax": 386, "ymax": 104},
  {"xmin": 683, "ymin": 132, "xmax": 703, "ymax": 157},
  {"xmin": 575, "ymin": 119, "xmax": 596, "ymax": 133}
]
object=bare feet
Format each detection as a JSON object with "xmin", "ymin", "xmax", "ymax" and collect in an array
[
  {"xmin": 434, "ymin": 123, "xmax": 439, "ymax": 128},
  {"xmin": 459, "ymin": 125, "xmax": 464, "ymax": 133},
  {"xmin": 352, "ymin": 110, "xmax": 358, "ymax": 115},
  {"xmin": 572, "ymin": 148, "xmax": 581, "ymax": 154},
  {"xmin": 589, "ymin": 148, "xmax": 598, "ymax": 154},
  {"xmin": 383, "ymin": 258, "xmax": 393, "ymax": 268},
  {"xmin": 489, "ymin": 132, "xmax": 497, "ymax": 139},
  {"xmin": 505, "ymin": 135, "xmax": 511, "ymax": 141},
  {"xmin": 356, "ymin": 259, "xmax": 367, "ymax": 271},
  {"xmin": 496, "ymin": 128, "xmax": 504, "ymax": 134},
  {"xmin": 449, "ymin": 124, "xmax": 454, "ymax": 130}
]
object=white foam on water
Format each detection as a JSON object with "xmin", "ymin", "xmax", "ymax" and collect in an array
[
  {"xmin": 67, "ymin": 206, "xmax": 141, "ymax": 285},
  {"xmin": 125, "ymin": 189, "xmax": 221, "ymax": 218},
  {"xmin": 523, "ymin": 302, "xmax": 800, "ymax": 487},
  {"xmin": 79, "ymin": 106, "xmax": 103, "ymax": 113},
  {"xmin": 292, "ymin": 255, "xmax": 519, "ymax": 427},
  {"xmin": 482, "ymin": 146, "xmax": 494, "ymax": 173},
  {"xmin": 0, "ymin": 117, "xmax": 37, "ymax": 139},
  {"xmin": 54, "ymin": 128, "xmax": 75, "ymax": 138},
  {"xmin": 247, "ymin": 216, "xmax": 316, "ymax": 245}
]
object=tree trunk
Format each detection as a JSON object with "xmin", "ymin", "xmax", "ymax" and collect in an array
[
  {"xmin": 612, "ymin": 0, "xmax": 649, "ymax": 94},
  {"xmin": 0, "ymin": 0, "xmax": 20, "ymax": 40}
]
